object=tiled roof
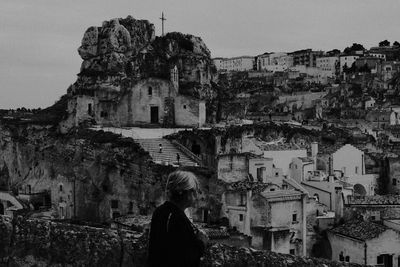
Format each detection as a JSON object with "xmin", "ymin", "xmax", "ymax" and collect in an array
[
  {"xmin": 347, "ymin": 195, "xmax": 400, "ymax": 205},
  {"xmin": 298, "ymin": 157, "xmax": 314, "ymax": 163},
  {"xmin": 258, "ymin": 142, "xmax": 304, "ymax": 151},
  {"xmin": 226, "ymin": 179, "xmax": 272, "ymax": 194},
  {"xmin": 261, "ymin": 190, "xmax": 302, "ymax": 200},
  {"xmin": 330, "ymin": 220, "xmax": 387, "ymax": 241}
]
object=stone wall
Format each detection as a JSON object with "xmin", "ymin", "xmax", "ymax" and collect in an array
[{"xmin": 0, "ymin": 215, "xmax": 367, "ymax": 267}]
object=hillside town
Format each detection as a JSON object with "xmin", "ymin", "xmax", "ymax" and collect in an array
[{"xmin": 1, "ymin": 14, "xmax": 400, "ymax": 267}]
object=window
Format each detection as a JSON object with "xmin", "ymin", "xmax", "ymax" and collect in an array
[
  {"xmin": 100, "ymin": 111, "xmax": 108, "ymax": 118},
  {"xmin": 289, "ymin": 249, "xmax": 295, "ymax": 255},
  {"xmin": 339, "ymin": 252, "xmax": 344, "ymax": 261},
  {"xmin": 292, "ymin": 213, "xmax": 297, "ymax": 223},
  {"xmin": 240, "ymin": 193, "xmax": 246, "ymax": 206},
  {"xmin": 239, "ymin": 214, "xmax": 244, "ymax": 221},
  {"xmin": 128, "ymin": 202, "xmax": 133, "ymax": 213},
  {"xmin": 88, "ymin": 103, "xmax": 92, "ymax": 115},
  {"xmin": 377, "ymin": 255, "xmax": 383, "ymax": 264},
  {"xmin": 355, "ymin": 166, "xmax": 358, "ymax": 174},
  {"xmin": 256, "ymin": 167, "xmax": 265, "ymax": 182},
  {"xmin": 59, "ymin": 184, "xmax": 63, "ymax": 192},
  {"xmin": 111, "ymin": 200, "xmax": 119, "ymax": 209},
  {"xmin": 148, "ymin": 87, "xmax": 153, "ymax": 96},
  {"xmin": 393, "ymin": 179, "xmax": 397, "ymax": 186},
  {"xmin": 270, "ymin": 188, "xmax": 275, "ymax": 191},
  {"xmin": 345, "ymin": 256, "xmax": 350, "ymax": 262},
  {"xmin": 183, "ymin": 105, "xmax": 187, "ymax": 109}
]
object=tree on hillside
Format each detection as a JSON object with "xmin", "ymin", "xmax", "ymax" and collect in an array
[
  {"xmin": 379, "ymin": 40, "xmax": 390, "ymax": 47},
  {"xmin": 343, "ymin": 43, "xmax": 365, "ymax": 54},
  {"xmin": 393, "ymin": 41, "xmax": 400, "ymax": 47}
]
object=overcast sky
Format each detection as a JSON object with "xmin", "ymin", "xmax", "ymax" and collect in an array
[{"xmin": 1, "ymin": 0, "xmax": 399, "ymax": 109}]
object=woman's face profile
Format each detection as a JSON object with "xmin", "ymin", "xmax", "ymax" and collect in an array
[{"xmin": 184, "ymin": 188, "xmax": 198, "ymax": 208}]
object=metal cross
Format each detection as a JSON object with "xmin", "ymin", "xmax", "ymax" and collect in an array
[{"xmin": 160, "ymin": 12, "xmax": 166, "ymax": 36}]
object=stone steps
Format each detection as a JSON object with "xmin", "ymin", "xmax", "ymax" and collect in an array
[{"xmin": 135, "ymin": 138, "xmax": 197, "ymax": 166}]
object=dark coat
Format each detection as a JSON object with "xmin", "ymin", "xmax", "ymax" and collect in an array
[{"xmin": 147, "ymin": 201, "xmax": 205, "ymax": 267}]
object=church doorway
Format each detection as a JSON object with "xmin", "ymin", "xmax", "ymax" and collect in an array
[
  {"xmin": 150, "ymin": 106, "xmax": 159, "ymax": 123},
  {"xmin": 191, "ymin": 141, "xmax": 201, "ymax": 155},
  {"xmin": 0, "ymin": 202, "xmax": 4, "ymax": 215}
]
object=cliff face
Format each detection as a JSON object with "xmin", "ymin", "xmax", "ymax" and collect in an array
[
  {"xmin": 0, "ymin": 121, "xmax": 222, "ymax": 223},
  {"xmin": 0, "ymin": 122, "xmax": 172, "ymax": 222}
]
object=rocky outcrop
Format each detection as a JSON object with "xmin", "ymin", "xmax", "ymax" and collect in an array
[
  {"xmin": 73, "ymin": 16, "xmax": 215, "ymax": 99},
  {"xmin": 0, "ymin": 215, "xmax": 367, "ymax": 267}
]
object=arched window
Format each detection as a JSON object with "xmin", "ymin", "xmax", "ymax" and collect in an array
[{"xmin": 148, "ymin": 87, "xmax": 153, "ymax": 96}]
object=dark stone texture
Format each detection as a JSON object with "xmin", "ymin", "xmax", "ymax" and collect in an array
[{"xmin": 0, "ymin": 216, "xmax": 368, "ymax": 267}]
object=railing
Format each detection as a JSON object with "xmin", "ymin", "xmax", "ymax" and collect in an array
[{"xmin": 170, "ymin": 140, "xmax": 203, "ymax": 166}]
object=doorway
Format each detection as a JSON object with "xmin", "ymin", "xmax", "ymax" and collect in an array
[
  {"xmin": 150, "ymin": 106, "xmax": 159, "ymax": 123},
  {"xmin": 0, "ymin": 202, "xmax": 4, "ymax": 215},
  {"xmin": 377, "ymin": 254, "xmax": 393, "ymax": 267}
]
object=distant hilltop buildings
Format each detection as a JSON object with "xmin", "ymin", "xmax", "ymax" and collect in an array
[{"xmin": 213, "ymin": 44, "xmax": 400, "ymax": 85}]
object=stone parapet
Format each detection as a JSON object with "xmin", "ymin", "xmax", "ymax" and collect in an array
[{"xmin": 0, "ymin": 215, "xmax": 367, "ymax": 266}]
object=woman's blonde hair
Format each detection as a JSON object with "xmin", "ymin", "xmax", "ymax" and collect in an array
[{"xmin": 165, "ymin": 170, "xmax": 200, "ymax": 201}]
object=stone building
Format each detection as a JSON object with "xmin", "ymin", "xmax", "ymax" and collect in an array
[
  {"xmin": 316, "ymin": 56, "xmax": 339, "ymax": 84},
  {"xmin": 217, "ymin": 153, "xmax": 282, "ymax": 184},
  {"xmin": 290, "ymin": 49, "xmax": 324, "ymax": 68},
  {"xmin": 217, "ymin": 152, "xmax": 309, "ymax": 256},
  {"xmin": 344, "ymin": 195, "xmax": 400, "ymax": 223},
  {"xmin": 0, "ymin": 191, "xmax": 24, "ymax": 217},
  {"xmin": 331, "ymin": 144, "xmax": 377, "ymax": 196},
  {"xmin": 328, "ymin": 220, "xmax": 400, "ymax": 266},
  {"xmin": 218, "ymin": 56, "xmax": 255, "ymax": 72}
]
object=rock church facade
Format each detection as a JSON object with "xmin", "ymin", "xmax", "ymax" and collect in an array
[{"xmin": 62, "ymin": 16, "xmax": 214, "ymax": 131}]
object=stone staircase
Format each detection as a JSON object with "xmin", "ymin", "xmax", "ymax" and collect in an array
[{"xmin": 135, "ymin": 138, "xmax": 198, "ymax": 166}]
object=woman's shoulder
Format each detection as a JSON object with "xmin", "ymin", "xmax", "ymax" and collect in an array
[{"xmin": 153, "ymin": 201, "xmax": 180, "ymax": 218}]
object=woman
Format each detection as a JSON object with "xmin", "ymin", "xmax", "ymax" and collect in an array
[{"xmin": 147, "ymin": 170, "xmax": 208, "ymax": 267}]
